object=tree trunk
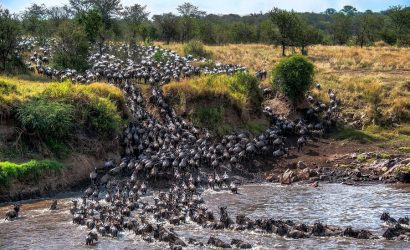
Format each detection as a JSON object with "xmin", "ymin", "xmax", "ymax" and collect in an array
[
  {"xmin": 281, "ymin": 42, "xmax": 286, "ymax": 56},
  {"xmin": 301, "ymin": 46, "xmax": 307, "ymax": 55},
  {"xmin": 2, "ymin": 53, "xmax": 6, "ymax": 71}
]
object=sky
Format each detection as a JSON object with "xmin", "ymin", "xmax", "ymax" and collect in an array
[{"xmin": 1, "ymin": 0, "xmax": 409, "ymax": 16}]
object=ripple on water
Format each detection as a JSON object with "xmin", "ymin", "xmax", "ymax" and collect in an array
[{"xmin": 0, "ymin": 183, "xmax": 409, "ymax": 250}]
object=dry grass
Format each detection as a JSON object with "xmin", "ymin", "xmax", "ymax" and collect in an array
[
  {"xmin": 157, "ymin": 43, "xmax": 410, "ymax": 72},
  {"xmin": 157, "ymin": 43, "xmax": 410, "ymax": 125}
]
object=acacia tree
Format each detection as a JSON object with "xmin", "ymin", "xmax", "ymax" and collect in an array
[
  {"xmin": 331, "ymin": 13, "xmax": 352, "ymax": 44},
  {"xmin": 122, "ymin": 4, "xmax": 150, "ymax": 43},
  {"xmin": 324, "ymin": 8, "xmax": 337, "ymax": 15},
  {"xmin": 76, "ymin": 8, "xmax": 108, "ymax": 54},
  {"xmin": 270, "ymin": 8, "xmax": 300, "ymax": 56},
  {"xmin": 53, "ymin": 21, "xmax": 89, "ymax": 72},
  {"xmin": 177, "ymin": 2, "xmax": 206, "ymax": 42},
  {"xmin": 69, "ymin": 0, "xmax": 122, "ymax": 28},
  {"xmin": 387, "ymin": 6, "xmax": 410, "ymax": 45},
  {"xmin": 47, "ymin": 5, "xmax": 72, "ymax": 28},
  {"xmin": 354, "ymin": 11, "xmax": 382, "ymax": 47},
  {"xmin": 21, "ymin": 4, "xmax": 49, "ymax": 45},
  {"xmin": 154, "ymin": 13, "xmax": 179, "ymax": 44},
  {"xmin": 0, "ymin": 8, "xmax": 21, "ymax": 72},
  {"xmin": 341, "ymin": 5, "xmax": 358, "ymax": 16},
  {"xmin": 296, "ymin": 22, "xmax": 323, "ymax": 55}
]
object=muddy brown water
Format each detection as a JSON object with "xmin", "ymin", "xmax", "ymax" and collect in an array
[{"xmin": 0, "ymin": 183, "xmax": 409, "ymax": 250}]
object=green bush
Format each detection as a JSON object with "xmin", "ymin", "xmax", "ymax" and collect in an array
[
  {"xmin": 0, "ymin": 160, "xmax": 64, "ymax": 186},
  {"xmin": 192, "ymin": 106, "xmax": 224, "ymax": 127},
  {"xmin": 153, "ymin": 49, "xmax": 172, "ymax": 62},
  {"xmin": 230, "ymin": 72, "xmax": 263, "ymax": 107},
  {"xmin": 183, "ymin": 40, "xmax": 211, "ymax": 58},
  {"xmin": 17, "ymin": 98, "xmax": 75, "ymax": 139},
  {"xmin": 87, "ymin": 97, "xmax": 122, "ymax": 137},
  {"xmin": 271, "ymin": 54, "xmax": 314, "ymax": 103}
]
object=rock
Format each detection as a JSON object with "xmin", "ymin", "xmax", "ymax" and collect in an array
[
  {"xmin": 297, "ymin": 161, "xmax": 306, "ymax": 169},
  {"xmin": 298, "ymin": 168, "xmax": 309, "ymax": 180},
  {"xmin": 266, "ymin": 174, "xmax": 277, "ymax": 182},
  {"xmin": 298, "ymin": 168, "xmax": 317, "ymax": 180},
  {"xmin": 280, "ymin": 169, "xmax": 297, "ymax": 185}
]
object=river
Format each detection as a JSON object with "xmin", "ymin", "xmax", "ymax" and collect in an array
[{"xmin": 0, "ymin": 183, "xmax": 409, "ymax": 250}]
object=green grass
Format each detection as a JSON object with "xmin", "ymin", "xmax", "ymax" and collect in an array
[
  {"xmin": 0, "ymin": 75, "xmax": 126, "ymax": 159},
  {"xmin": 399, "ymin": 146, "xmax": 410, "ymax": 153},
  {"xmin": 163, "ymin": 72, "xmax": 263, "ymax": 114},
  {"xmin": 0, "ymin": 76, "xmax": 125, "ymax": 140},
  {"xmin": 331, "ymin": 127, "xmax": 381, "ymax": 143},
  {"xmin": 191, "ymin": 106, "xmax": 233, "ymax": 136},
  {"xmin": 332, "ymin": 124, "xmax": 410, "ymax": 153},
  {"xmin": 0, "ymin": 160, "xmax": 64, "ymax": 187},
  {"xmin": 246, "ymin": 120, "xmax": 270, "ymax": 135}
]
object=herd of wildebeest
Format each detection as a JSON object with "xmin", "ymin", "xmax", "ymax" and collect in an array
[{"xmin": 3, "ymin": 39, "xmax": 410, "ymax": 248}]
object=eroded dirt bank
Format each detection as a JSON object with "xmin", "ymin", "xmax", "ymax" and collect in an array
[{"xmin": 0, "ymin": 152, "xmax": 120, "ymax": 202}]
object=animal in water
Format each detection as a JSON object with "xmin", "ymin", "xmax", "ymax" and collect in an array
[
  {"xmin": 5, "ymin": 204, "xmax": 20, "ymax": 221},
  {"xmin": 49, "ymin": 200, "xmax": 58, "ymax": 210}
]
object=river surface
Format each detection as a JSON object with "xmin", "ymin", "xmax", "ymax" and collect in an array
[{"xmin": 0, "ymin": 183, "xmax": 409, "ymax": 250}]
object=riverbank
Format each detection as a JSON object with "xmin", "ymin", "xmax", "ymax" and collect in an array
[{"xmin": 0, "ymin": 76, "xmax": 126, "ymax": 202}]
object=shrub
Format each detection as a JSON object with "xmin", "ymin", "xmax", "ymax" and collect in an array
[
  {"xmin": 17, "ymin": 98, "xmax": 75, "ymax": 139},
  {"xmin": 153, "ymin": 49, "xmax": 172, "ymax": 62},
  {"xmin": 271, "ymin": 54, "xmax": 314, "ymax": 103},
  {"xmin": 0, "ymin": 160, "xmax": 64, "ymax": 186},
  {"xmin": 183, "ymin": 40, "xmax": 211, "ymax": 58},
  {"xmin": 87, "ymin": 97, "xmax": 122, "ymax": 137},
  {"xmin": 374, "ymin": 40, "xmax": 389, "ymax": 47}
]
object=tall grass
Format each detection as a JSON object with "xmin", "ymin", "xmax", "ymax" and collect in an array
[
  {"xmin": 163, "ymin": 72, "xmax": 262, "ymax": 113},
  {"xmin": 158, "ymin": 43, "xmax": 410, "ymax": 72},
  {"xmin": 0, "ymin": 77, "xmax": 125, "ymax": 140},
  {"xmin": 0, "ymin": 160, "xmax": 64, "ymax": 187}
]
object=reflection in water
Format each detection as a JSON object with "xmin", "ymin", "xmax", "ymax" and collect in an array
[{"xmin": 0, "ymin": 184, "xmax": 409, "ymax": 250}]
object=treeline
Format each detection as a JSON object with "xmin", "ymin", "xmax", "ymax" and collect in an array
[{"xmin": 1, "ymin": 1, "xmax": 410, "ymax": 70}]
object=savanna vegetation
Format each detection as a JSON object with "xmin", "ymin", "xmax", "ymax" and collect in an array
[
  {"xmin": 162, "ymin": 72, "xmax": 265, "ymax": 136},
  {"xmin": 0, "ymin": 0, "xmax": 409, "ymax": 194},
  {"xmin": 0, "ymin": 75, "xmax": 126, "ymax": 185}
]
